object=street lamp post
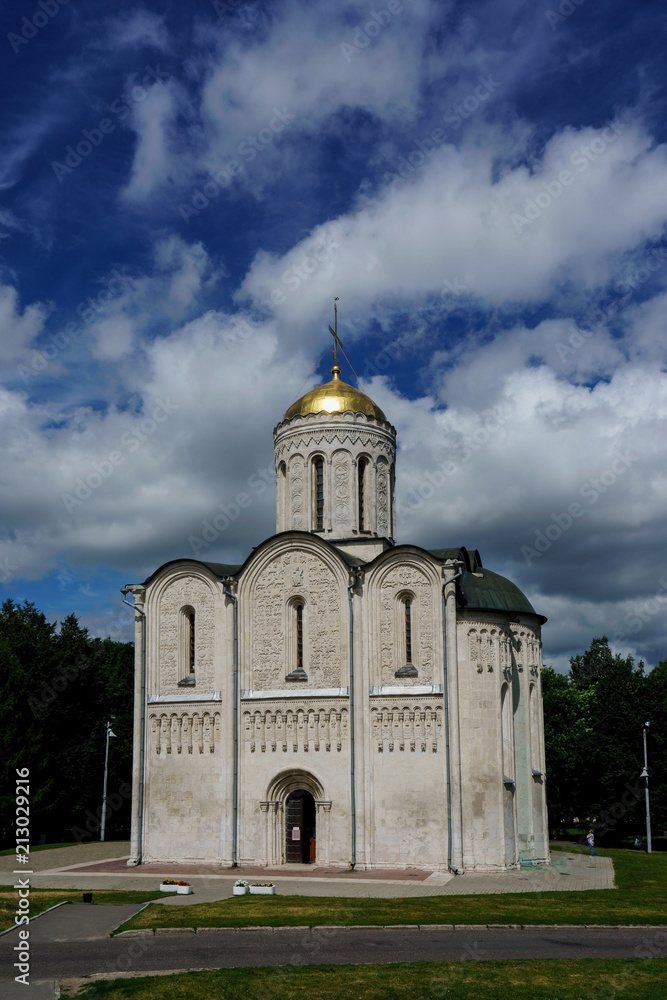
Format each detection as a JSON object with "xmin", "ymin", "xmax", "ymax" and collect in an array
[
  {"xmin": 100, "ymin": 718, "xmax": 116, "ymax": 843},
  {"xmin": 639, "ymin": 722, "xmax": 652, "ymax": 855}
]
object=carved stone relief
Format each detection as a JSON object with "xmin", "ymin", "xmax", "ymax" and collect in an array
[
  {"xmin": 376, "ymin": 457, "xmax": 389, "ymax": 536},
  {"xmin": 289, "ymin": 456, "xmax": 305, "ymax": 530},
  {"xmin": 158, "ymin": 576, "xmax": 216, "ymax": 694},
  {"xmin": 468, "ymin": 626, "xmax": 503, "ymax": 674},
  {"xmin": 332, "ymin": 450, "xmax": 352, "ymax": 529},
  {"xmin": 371, "ymin": 704, "xmax": 443, "ymax": 752},
  {"xmin": 379, "ymin": 565, "xmax": 434, "ymax": 686},
  {"xmin": 150, "ymin": 711, "xmax": 221, "ymax": 755},
  {"xmin": 250, "ymin": 551, "xmax": 342, "ymax": 690},
  {"xmin": 242, "ymin": 704, "xmax": 349, "ymax": 753}
]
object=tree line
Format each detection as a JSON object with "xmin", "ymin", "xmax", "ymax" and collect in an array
[
  {"xmin": 542, "ymin": 637, "xmax": 666, "ymax": 844},
  {"xmin": 0, "ymin": 599, "xmax": 134, "ymax": 846}
]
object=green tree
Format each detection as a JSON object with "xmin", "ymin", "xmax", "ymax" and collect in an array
[
  {"xmin": 0, "ymin": 599, "xmax": 134, "ymax": 847},
  {"xmin": 644, "ymin": 659, "xmax": 667, "ymax": 835},
  {"xmin": 541, "ymin": 667, "xmax": 591, "ymax": 836}
]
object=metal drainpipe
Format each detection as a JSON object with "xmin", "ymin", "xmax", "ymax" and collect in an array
[
  {"xmin": 442, "ymin": 563, "xmax": 465, "ymax": 875},
  {"xmin": 347, "ymin": 567, "xmax": 361, "ymax": 869},
  {"xmin": 222, "ymin": 578, "xmax": 239, "ymax": 867},
  {"xmin": 121, "ymin": 588, "xmax": 146, "ymax": 867}
]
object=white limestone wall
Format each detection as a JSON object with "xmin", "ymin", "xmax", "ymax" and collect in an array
[
  {"xmin": 141, "ymin": 565, "xmax": 234, "ymax": 862},
  {"xmin": 273, "ymin": 411, "xmax": 396, "ymax": 540},
  {"xmin": 237, "ymin": 716, "xmax": 352, "ymax": 866},
  {"xmin": 457, "ymin": 615, "xmax": 516, "ymax": 872},
  {"xmin": 238, "ymin": 536, "xmax": 349, "ymax": 691},
  {"xmin": 457, "ymin": 614, "xmax": 549, "ymax": 872},
  {"xmin": 366, "ymin": 702, "xmax": 448, "ymax": 868},
  {"xmin": 362, "ymin": 550, "xmax": 449, "ymax": 869}
]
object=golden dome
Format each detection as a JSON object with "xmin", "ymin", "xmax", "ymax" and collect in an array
[{"xmin": 283, "ymin": 366, "xmax": 387, "ymax": 422}]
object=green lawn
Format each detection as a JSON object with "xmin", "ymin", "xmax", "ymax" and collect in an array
[
  {"xmin": 0, "ymin": 841, "xmax": 81, "ymax": 856},
  {"xmin": 114, "ymin": 847, "xmax": 667, "ymax": 934},
  {"xmin": 0, "ymin": 889, "xmax": 163, "ymax": 934},
  {"xmin": 61, "ymin": 958, "xmax": 667, "ymax": 1000}
]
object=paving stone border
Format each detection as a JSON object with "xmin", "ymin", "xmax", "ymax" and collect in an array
[{"xmin": 115, "ymin": 923, "xmax": 661, "ymax": 936}]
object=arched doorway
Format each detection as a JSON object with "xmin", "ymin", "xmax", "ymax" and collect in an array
[
  {"xmin": 286, "ymin": 789, "xmax": 316, "ymax": 863},
  {"xmin": 262, "ymin": 769, "xmax": 330, "ymax": 866}
]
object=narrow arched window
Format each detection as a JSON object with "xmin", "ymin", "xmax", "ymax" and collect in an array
[
  {"xmin": 178, "ymin": 606, "xmax": 196, "ymax": 686},
  {"xmin": 296, "ymin": 602, "xmax": 304, "ymax": 673},
  {"xmin": 404, "ymin": 598, "xmax": 412, "ymax": 664},
  {"xmin": 277, "ymin": 462, "xmax": 287, "ymax": 531},
  {"xmin": 529, "ymin": 683, "xmax": 541, "ymax": 773},
  {"xmin": 187, "ymin": 611, "xmax": 195, "ymax": 673},
  {"xmin": 389, "ymin": 462, "xmax": 395, "ymax": 537},
  {"xmin": 286, "ymin": 599, "xmax": 307, "ymax": 681},
  {"xmin": 314, "ymin": 458, "xmax": 324, "ymax": 529},
  {"xmin": 501, "ymin": 683, "xmax": 514, "ymax": 782},
  {"xmin": 395, "ymin": 593, "xmax": 418, "ymax": 677},
  {"xmin": 358, "ymin": 458, "xmax": 367, "ymax": 531}
]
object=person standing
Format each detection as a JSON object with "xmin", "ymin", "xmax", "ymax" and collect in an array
[{"xmin": 586, "ymin": 829, "xmax": 595, "ymax": 857}]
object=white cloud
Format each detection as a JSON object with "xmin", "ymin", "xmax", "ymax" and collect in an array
[
  {"xmin": 106, "ymin": 10, "xmax": 170, "ymax": 52},
  {"xmin": 121, "ymin": 82, "xmax": 177, "ymax": 202},
  {"xmin": 121, "ymin": 0, "xmax": 444, "ymax": 201},
  {"xmin": 85, "ymin": 236, "xmax": 217, "ymax": 361},
  {"xmin": 0, "ymin": 310, "xmax": 308, "ymax": 587},
  {"xmin": 0, "ymin": 282, "xmax": 48, "ymax": 364},
  {"xmin": 239, "ymin": 121, "xmax": 667, "ymax": 326}
]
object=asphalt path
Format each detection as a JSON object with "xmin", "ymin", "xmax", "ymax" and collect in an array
[{"xmin": 1, "ymin": 921, "xmax": 662, "ymax": 982}]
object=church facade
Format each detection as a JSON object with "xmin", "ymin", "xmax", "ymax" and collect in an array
[{"xmin": 124, "ymin": 364, "xmax": 550, "ymax": 872}]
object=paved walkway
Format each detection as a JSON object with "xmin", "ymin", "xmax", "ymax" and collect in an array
[
  {"xmin": 2, "ymin": 920, "xmax": 664, "ymax": 994},
  {"xmin": 0, "ymin": 842, "xmax": 614, "ymax": 899}
]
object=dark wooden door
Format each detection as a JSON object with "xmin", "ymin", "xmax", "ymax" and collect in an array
[{"xmin": 286, "ymin": 793, "xmax": 304, "ymax": 863}]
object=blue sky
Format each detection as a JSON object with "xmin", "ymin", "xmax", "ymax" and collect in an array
[{"xmin": 1, "ymin": 0, "xmax": 666, "ymax": 671}]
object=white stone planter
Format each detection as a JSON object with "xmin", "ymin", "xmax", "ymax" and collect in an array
[
  {"xmin": 232, "ymin": 885, "xmax": 248, "ymax": 896},
  {"xmin": 160, "ymin": 884, "xmax": 178, "ymax": 893},
  {"xmin": 176, "ymin": 885, "xmax": 193, "ymax": 894},
  {"xmin": 249, "ymin": 885, "xmax": 276, "ymax": 895}
]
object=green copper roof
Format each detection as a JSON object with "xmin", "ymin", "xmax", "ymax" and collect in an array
[{"xmin": 458, "ymin": 567, "xmax": 545, "ymax": 621}]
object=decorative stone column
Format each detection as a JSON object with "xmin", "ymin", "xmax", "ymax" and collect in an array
[
  {"xmin": 315, "ymin": 800, "xmax": 332, "ymax": 865},
  {"xmin": 259, "ymin": 801, "xmax": 270, "ymax": 865}
]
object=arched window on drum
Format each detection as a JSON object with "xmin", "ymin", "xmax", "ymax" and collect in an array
[{"xmin": 312, "ymin": 457, "xmax": 325, "ymax": 530}]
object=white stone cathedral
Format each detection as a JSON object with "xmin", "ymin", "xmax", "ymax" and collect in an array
[{"xmin": 124, "ymin": 360, "xmax": 549, "ymax": 873}]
